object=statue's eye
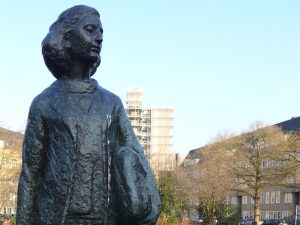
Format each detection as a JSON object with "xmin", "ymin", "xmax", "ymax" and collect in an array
[{"xmin": 84, "ymin": 25, "xmax": 96, "ymax": 33}]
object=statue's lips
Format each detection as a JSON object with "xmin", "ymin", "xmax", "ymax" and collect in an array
[{"xmin": 91, "ymin": 46, "xmax": 101, "ymax": 53}]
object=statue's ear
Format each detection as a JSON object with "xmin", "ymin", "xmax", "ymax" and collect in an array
[{"xmin": 63, "ymin": 31, "xmax": 72, "ymax": 48}]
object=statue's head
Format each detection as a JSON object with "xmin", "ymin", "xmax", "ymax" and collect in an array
[{"xmin": 42, "ymin": 5, "xmax": 103, "ymax": 79}]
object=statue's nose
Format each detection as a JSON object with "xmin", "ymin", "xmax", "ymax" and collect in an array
[{"xmin": 95, "ymin": 36, "xmax": 103, "ymax": 45}]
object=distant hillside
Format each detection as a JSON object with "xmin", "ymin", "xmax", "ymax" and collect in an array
[{"xmin": 0, "ymin": 127, "xmax": 24, "ymax": 150}]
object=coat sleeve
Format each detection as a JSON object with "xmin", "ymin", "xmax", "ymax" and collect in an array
[
  {"xmin": 115, "ymin": 98, "xmax": 162, "ymax": 225},
  {"xmin": 16, "ymin": 100, "xmax": 46, "ymax": 225}
]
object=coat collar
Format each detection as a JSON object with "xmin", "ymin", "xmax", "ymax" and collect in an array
[{"xmin": 50, "ymin": 78, "xmax": 99, "ymax": 94}]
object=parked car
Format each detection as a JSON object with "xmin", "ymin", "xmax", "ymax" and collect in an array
[
  {"xmin": 241, "ymin": 218, "xmax": 264, "ymax": 225},
  {"xmin": 190, "ymin": 214, "xmax": 204, "ymax": 224},
  {"xmin": 284, "ymin": 217, "xmax": 300, "ymax": 225},
  {"xmin": 262, "ymin": 218, "xmax": 288, "ymax": 225}
]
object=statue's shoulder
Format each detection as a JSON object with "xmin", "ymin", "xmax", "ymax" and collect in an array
[
  {"xmin": 29, "ymin": 86, "xmax": 53, "ymax": 113},
  {"xmin": 97, "ymin": 86, "xmax": 123, "ymax": 106}
]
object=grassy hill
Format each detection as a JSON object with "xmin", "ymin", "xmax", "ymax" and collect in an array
[{"xmin": 0, "ymin": 127, "xmax": 24, "ymax": 150}]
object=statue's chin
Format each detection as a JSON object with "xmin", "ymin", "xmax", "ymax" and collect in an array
[{"xmin": 82, "ymin": 54, "xmax": 99, "ymax": 64}]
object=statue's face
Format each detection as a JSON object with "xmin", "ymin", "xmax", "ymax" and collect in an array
[{"xmin": 69, "ymin": 13, "xmax": 103, "ymax": 65}]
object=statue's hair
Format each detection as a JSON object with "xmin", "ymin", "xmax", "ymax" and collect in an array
[{"xmin": 42, "ymin": 5, "xmax": 100, "ymax": 79}]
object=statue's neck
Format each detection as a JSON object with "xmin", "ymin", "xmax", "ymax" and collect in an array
[
  {"xmin": 51, "ymin": 78, "xmax": 99, "ymax": 94},
  {"xmin": 61, "ymin": 59, "xmax": 91, "ymax": 80}
]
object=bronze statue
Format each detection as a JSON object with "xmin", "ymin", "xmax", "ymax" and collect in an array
[{"xmin": 16, "ymin": 5, "xmax": 161, "ymax": 225}]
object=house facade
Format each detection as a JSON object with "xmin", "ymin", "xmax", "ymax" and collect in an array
[{"xmin": 232, "ymin": 186, "xmax": 300, "ymax": 221}]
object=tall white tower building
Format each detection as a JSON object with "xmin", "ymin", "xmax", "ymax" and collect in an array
[{"xmin": 126, "ymin": 88, "xmax": 176, "ymax": 171}]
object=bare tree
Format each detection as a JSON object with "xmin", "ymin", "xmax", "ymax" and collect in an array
[
  {"xmin": 228, "ymin": 122, "xmax": 300, "ymax": 223},
  {"xmin": 178, "ymin": 144, "xmax": 233, "ymax": 225},
  {"xmin": 177, "ymin": 122, "xmax": 299, "ymax": 224}
]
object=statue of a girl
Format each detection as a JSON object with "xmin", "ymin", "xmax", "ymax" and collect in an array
[{"xmin": 16, "ymin": 5, "xmax": 161, "ymax": 225}]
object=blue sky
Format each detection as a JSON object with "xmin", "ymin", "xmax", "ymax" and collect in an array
[{"xmin": 0, "ymin": 1, "xmax": 299, "ymax": 158}]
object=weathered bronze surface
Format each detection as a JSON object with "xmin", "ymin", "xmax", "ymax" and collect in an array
[{"xmin": 16, "ymin": 5, "xmax": 161, "ymax": 225}]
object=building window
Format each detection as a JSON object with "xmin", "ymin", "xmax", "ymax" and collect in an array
[
  {"xmin": 9, "ymin": 193, "xmax": 13, "ymax": 201},
  {"xmin": 231, "ymin": 196, "xmax": 237, "ymax": 205},
  {"xmin": 242, "ymin": 196, "xmax": 247, "ymax": 204},
  {"xmin": 243, "ymin": 211, "xmax": 249, "ymax": 219},
  {"xmin": 284, "ymin": 193, "xmax": 292, "ymax": 203},
  {"xmin": 266, "ymin": 192, "xmax": 270, "ymax": 204},
  {"xmin": 262, "ymin": 211, "xmax": 267, "ymax": 220},
  {"xmin": 271, "ymin": 192, "xmax": 276, "ymax": 203},
  {"xmin": 249, "ymin": 211, "xmax": 253, "ymax": 218},
  {"xmin": 277, "ymin": 211, "xmax": 281, "ymax": 219},
  {"xmin": 276, "ymin": 191, "xmax": 280, "ymax": 203},
  {"xmin": 282, "ymin": 211, "xmax": 291, "ymax": 218},
  {"xmin": 287, "ymin": 175, "xmax": 296, "ymax": 184},
  {"xmin": 264, "ymin": 211, "xmax": 283, "ymax": 219},
  {"xmin": 265, "ymin": 211, "xmax": 270, "ymax": 220},
  {"xmin": 269, "ymin": 211, "xmax": 275, "ymax": 219},
  {"xmin": 261, "ymin": 192, "xmax": 265, "ymax": 204},
  {"xmin": 243, "ymin": 211, "xmax": 254, "ymax": 219},
  {"xmin": 225, "ymin": 196, "xmax": 230, "ymax": 203},
  {"xmin": 250, "ymin": 196, "xmax": 254, "ymax": 204}
]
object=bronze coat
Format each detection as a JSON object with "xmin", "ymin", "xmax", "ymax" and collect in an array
[{"xmin": 16, "ymin": 79, "xmax": 161, "ymax": 225}]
